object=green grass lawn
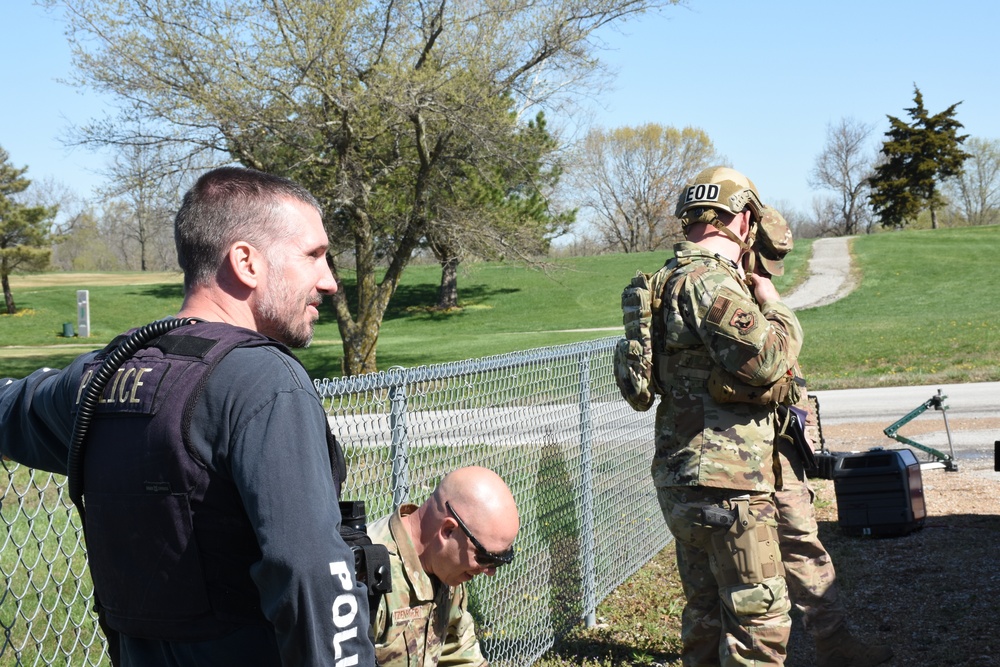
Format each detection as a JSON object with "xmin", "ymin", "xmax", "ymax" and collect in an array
[
  {"xmin": 793, "ymin": 226, "xmax": 1000, "ymax": 388},
  {"xmin": 0, "ymin": 243, "xmax": 806, "ymax": 380},
  {"xmin": 3, "ymin": 226, "xmax": 999, "ymax": 390}
]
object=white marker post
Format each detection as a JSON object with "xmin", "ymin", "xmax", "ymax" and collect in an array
[{"xmin": 77, "ymin": 290, "xmax": 90, "ymax": 337}]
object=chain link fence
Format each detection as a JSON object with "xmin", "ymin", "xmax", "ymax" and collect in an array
[{"xmin": 2, "ymin": 336, "xmax": 671, "ymax": 666}]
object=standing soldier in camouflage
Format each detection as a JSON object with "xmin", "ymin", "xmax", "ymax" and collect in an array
[
  {"xmin": 754, "ymin": 208, "xmax": 893, "ymax": 667},
  {"xmin": 368, "ymin": 466, "xmax": 519, "ymax": 666},
  {"xmin": 652, "ymin": 167, "xmax": 802, "ymax": 666}
]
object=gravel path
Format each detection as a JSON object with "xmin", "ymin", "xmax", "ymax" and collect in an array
[{"xmin": 781, "ymin": 236, "xmax": 855, "ymax": 311}]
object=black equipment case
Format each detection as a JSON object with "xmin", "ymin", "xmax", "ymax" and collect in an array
[{"xmin": 833, "ymin": 448, "xmax": 926, "ymax": 537}]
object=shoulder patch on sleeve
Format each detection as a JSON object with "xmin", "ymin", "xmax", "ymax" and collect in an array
[
  {"xmin": 706, "ymin": 295, "xmax": 731, "ymax": 326},
  {"xmin": 705, "ymin": 286, "xmax": 762, "ymax": 338},
  {"xmin": 729, "ymin": 308, "xmax": 756, "ymax": 333}
]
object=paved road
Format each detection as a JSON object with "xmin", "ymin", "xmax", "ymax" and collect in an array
[
  {"xmin": 812, "ymin": 381, "xmax": 1000, "ymax": 461},
  {"xmin": 814, "ymin": 382, "xmax": 1000, "ymax": 423}
]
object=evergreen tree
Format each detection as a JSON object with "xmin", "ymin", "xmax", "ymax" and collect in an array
[
  {"xmin": 0, "ymin": 146, "xmax": 56, "ymax": 314},
  {"xmin": 869, "ymin": 86, "xmax": 970, "ymax": 229}
]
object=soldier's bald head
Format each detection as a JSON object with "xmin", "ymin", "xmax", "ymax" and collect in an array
[{"xmin": 432, "ymin": 466, "xmax": 519, "ymax": 552}]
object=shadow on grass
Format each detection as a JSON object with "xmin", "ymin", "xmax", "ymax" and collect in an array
[
  {"xmin": 545, "ymin": 634, "xmax": 681, "ymax": 666},
  {"xmin": 536, "ymin": 441, "xmax": 584, "ymax": 638},
  {"xmin": 804, "ymin": 503, "xmax": 1000, "ymax": 667},
  {"xmin": 294, "ymin": 345, "xmax": 450, "ymax": 379},
  {"xmin": 333, "ymin": 281, "xmax": 521, "ymax": 322},
  {"xmin": 134, "ymin": 283, "xmax": 185, "ymax": 301}
]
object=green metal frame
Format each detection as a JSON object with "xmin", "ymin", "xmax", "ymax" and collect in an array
[{"xmin": 883, "ymin": 389, "xmax": 959, "ymax": 471}]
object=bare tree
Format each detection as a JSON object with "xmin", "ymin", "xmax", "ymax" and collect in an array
[
  {"xmin": 28, "ymin": 179, "xmax": 118, "ymax": 271},
  {"xmin": 766, "ymin": 198, "xmax": 816, "ymax": 239},
  {"xmin": 53, "ymin": 205, "xmax": 130, "ymax": 271},
  {"xmin": 809, "ymin": 117, "xmax": 877, "ymax": 235},
  {"xmin": 804, "ymin": 196, "xmax": 841, "ymax": 238},
  {"xmin": 943, "ymin": 137, "xmax": 1000, "ymax": 226},
  {"xmin": 570, "ymin": 124, "xmax": 723, "ymax": 253},
  {"xmin": 98, "ymin": 143, "xmax": 198, "ymax": 271}
]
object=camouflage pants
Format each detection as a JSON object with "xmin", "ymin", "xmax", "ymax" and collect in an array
[
  {"xmin": 657, "ymin": 487, "xmax": 791, "ymax": 667},
  {"xmin": 774, "ymin": 441, "xmax": 846, "ymax": 639}
]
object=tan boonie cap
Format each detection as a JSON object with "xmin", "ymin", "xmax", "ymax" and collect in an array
[{"xmin": 754, "ymin": 206, "xmax": 794, "ymax": 276}]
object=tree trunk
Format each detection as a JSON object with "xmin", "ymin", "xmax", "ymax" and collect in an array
[
  {"xmin": 341, "ymin": 324, "xmax": 379, "ymax": 376},
  {"xmin": 436, "ymin": 255, "xmax": 459, "ymax": 310},
  {"xmin": 2, "ymin": 270, "xmax": 16, "ymax": 315},
  {"xmin": 930, "ymin": 205, "xmax": 939, "ymax": 229},
  {"xmin": 428, "ymin": 235, "xmax": 461, "ymax": 310}
]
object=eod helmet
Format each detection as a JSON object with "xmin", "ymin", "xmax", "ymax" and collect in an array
[{"xmin": 675, "ymin": 166, "xmax": 765, "ymax": 223}]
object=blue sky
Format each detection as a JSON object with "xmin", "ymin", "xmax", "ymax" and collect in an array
[{"xmin": 3, "ymin": 0, "xmax": 998, "ymax": 217}]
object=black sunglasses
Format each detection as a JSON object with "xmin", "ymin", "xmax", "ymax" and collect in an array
[{"xmin": 445, "ymin": 501, "xmax": 515, "ymax": 567}]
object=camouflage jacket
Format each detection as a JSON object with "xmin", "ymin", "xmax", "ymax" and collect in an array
[
  {"xmin": 651, "ymin": 241, "xmax": 803, "ymax": 492},
  {"xmin": 368, "ymin": 505, "xmax": 487, "ymax": 667}
]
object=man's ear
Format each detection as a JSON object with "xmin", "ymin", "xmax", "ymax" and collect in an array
[
  {"xmin": 737, "ymin": 210, "xmax": 752, "ymax": 240},
  {"xmin": 228, "ymin": 241, "xmax": 263, "ymax": 289},
  {"xmin": 440, "ymin": 517, "xmax": 457, "ymax": 540}
]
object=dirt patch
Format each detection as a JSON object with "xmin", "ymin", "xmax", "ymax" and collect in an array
[
  {"xmin": 779, "ymin": 419, "xmax": 1000, "ymax": 667},
  {"xmin": 785, "ymin": 454, "xmax": 1000, "ymax": 667},
  {"xmin": 821, "ymin": 416, "xmax": 1000, "ymax": 453}
]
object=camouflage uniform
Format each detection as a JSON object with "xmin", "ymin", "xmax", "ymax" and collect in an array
[
  {"xmin": 754, "ymin": 204, "xmax": 891, "ymax": 667},
  {"xmin": 753, "ymin": 206, "xmax": 845, "ymax": 638},
  {"xmin": 774, "ymin": 384, "xmax": 846, "ymax": 640},
  {"xmin": 652, "ymin": 240, "xmax": 803, "ymax": 667},
  {"xmin": 368, "ymin": 505, "xmax": 488, "ymax": 667}
]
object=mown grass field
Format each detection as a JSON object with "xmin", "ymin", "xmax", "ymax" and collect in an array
[
  {"xmin": 4, "ymin": 225, "xmax": 999, "ymax": 389},
  {"xmin": 1, "ymin": 246, "xmax": 809, "ymax": 379}
]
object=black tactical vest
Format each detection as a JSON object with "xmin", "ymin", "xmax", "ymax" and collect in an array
[{"xmin": 73, "ymin": 321, "xmax": 342, "ymax": 641}]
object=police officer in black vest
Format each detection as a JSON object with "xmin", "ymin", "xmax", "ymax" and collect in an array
[{"xmin": 0, "ymin": 167, "xmax": 376, "ymax": 666}]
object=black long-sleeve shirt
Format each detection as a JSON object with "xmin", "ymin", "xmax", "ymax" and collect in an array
[{"xmin": 1, "ymin": 344, "xmax": 375, "ymax": 667}]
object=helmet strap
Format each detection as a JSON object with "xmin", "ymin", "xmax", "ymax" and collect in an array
[
  {"xmin": 743, "ymin": 249, "xmax": 758, "ymax": 278},
  {"xmin": 709, "ymin": 215, "xmax": 754, "ymax": 255}
]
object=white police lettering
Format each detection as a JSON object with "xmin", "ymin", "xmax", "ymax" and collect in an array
[
  {"xmin": 332, "ymin": 593, "xmax": 358, "ymax": 627},
  {"xmin": 333, "ymin": 626, "xmax": 359, "ymax": 665},
  {"xmin": 96, "ymin": 367, "xmax": 155, "ymax": 405},
  {"xmin": 75, "ymin": 369, "xmax": 94, "ymax": 405},
  {"xmin": 328, "ymin": 561, "xmax": 359, "ymax": 667},
  {"xmin": 329, "ymin": 560, "xmax": 354, "ymax": 589},
  {"xmin": 685, "ymin": 183, "xmax": 721, "ymax": 204}
]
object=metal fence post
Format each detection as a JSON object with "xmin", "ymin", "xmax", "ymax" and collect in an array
[
  {"xmin": 389, "ymin": 381, "xmax": 410, "ymax": 508},
  {"xmin": 578, "ymin": 350, "xmax": 597, "ymax": 628}
]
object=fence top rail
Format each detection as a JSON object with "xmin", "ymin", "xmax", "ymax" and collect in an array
[{"xmin": 313, "ymin": 336, "xmax": 619, "ymax": 397}]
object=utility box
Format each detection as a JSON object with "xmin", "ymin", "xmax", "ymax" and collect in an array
[
  {"xmin": 77, "ymin": 290, "xmax": 91, "ymax": 337},
  {"xmin": 833, "ymin": 448, "xmax": 926, "ymax": 537}
]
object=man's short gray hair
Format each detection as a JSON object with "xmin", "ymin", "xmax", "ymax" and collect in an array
[{"xmin": 174, "ymin": 167, "xmax": 323, "ymax": 291}]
